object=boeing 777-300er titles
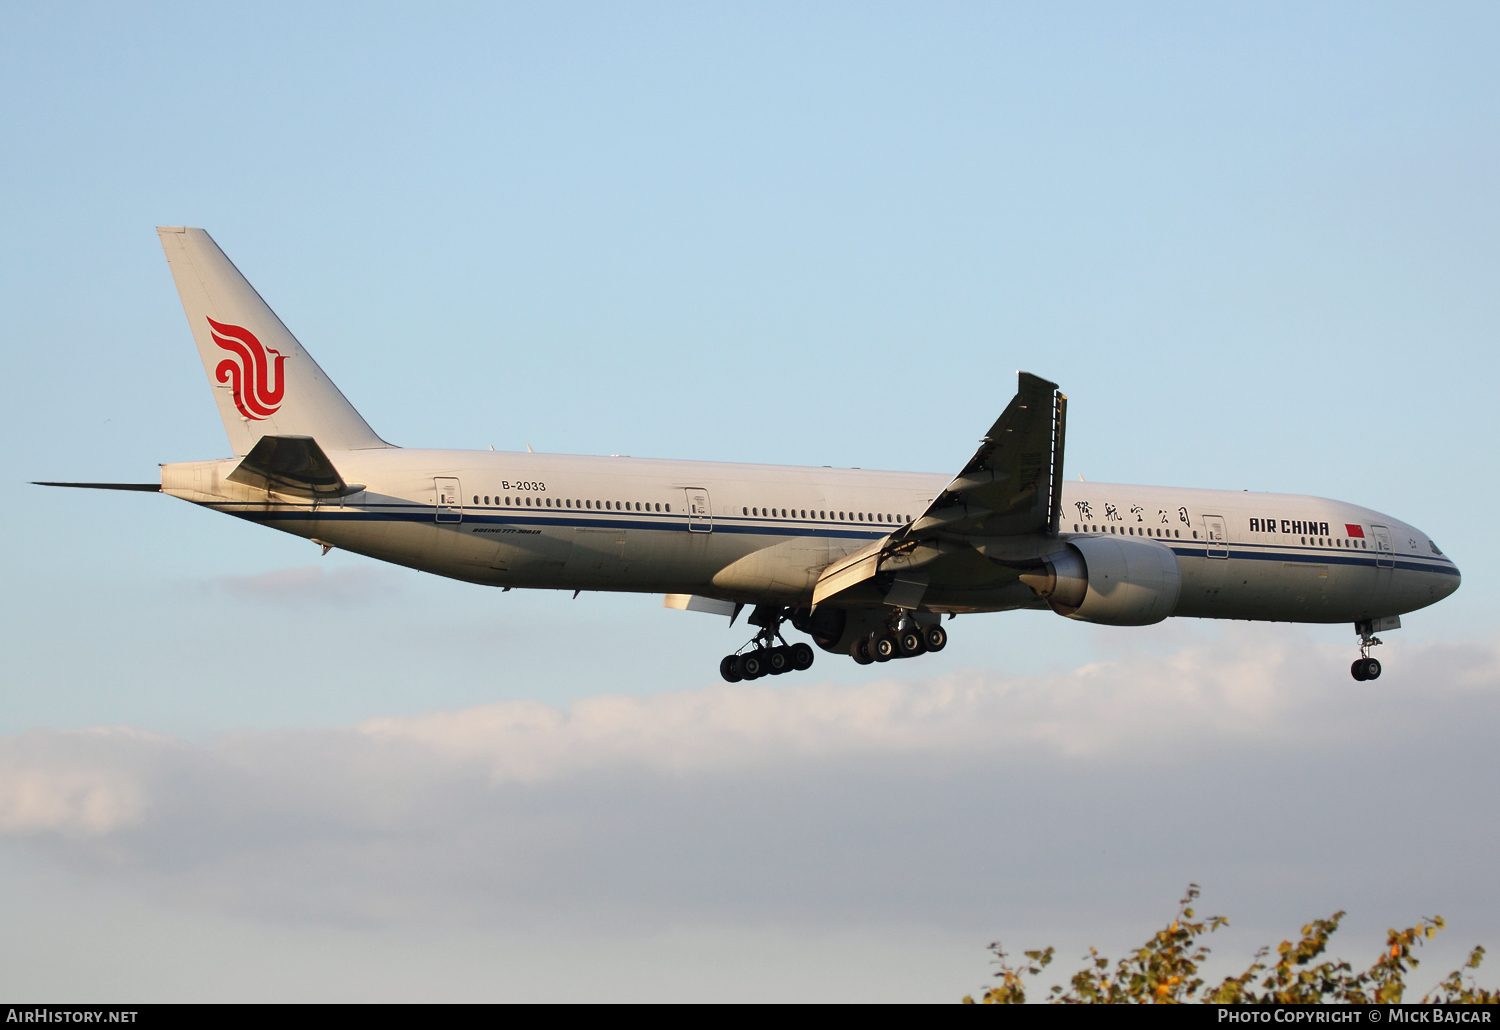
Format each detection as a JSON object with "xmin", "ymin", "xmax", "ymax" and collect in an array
[{"xmin": 37, "ymin": 228, "xmax": 1461, "ymax": 682}]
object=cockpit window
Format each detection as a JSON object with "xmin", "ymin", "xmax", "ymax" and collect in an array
[{"xmin": 1430, "ymin": 540, "xmax": 1444, "ymax": 556}]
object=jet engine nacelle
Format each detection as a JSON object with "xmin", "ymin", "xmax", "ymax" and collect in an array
[{"xmin": 1019, "ymin": 536, "xmax": 1182, "ymax": 626}]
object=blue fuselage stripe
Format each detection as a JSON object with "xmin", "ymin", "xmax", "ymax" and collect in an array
[{"xmin": 208, "ymin": 503, "xmax": 1461, "ymax": 576}]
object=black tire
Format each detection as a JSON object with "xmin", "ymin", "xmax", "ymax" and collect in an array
[
  {"xmin": 735, "ymin": 652, "xmax": 764, "ymax": 680},
  {"xmin": 897, "ymin": 629, "xmax": 926, "ymax": 657},
  {"xmin": 924, "ymin": 625, "xmax": 948, "ymax": 652},
  {"xmin": 790, "ymin": 642, "xmax": 815, "ymax": 671},
  {"xmin": 850, "ymin": 637, "xmax": 874, "ymax": 665},
  {"xmin": 872, "ymin": 633, "xmax": 897, "ymax": 662},
  {"xmin": 1364, "ymin": 657, "xmax": 1382, "ymax": 680},
  {"xmin": 767, "ymin": 646, "xmax": 790, "ymax": 675},
  {"xmin": 720, "ymin": 655, "xmax": 743, "ymax": 683},
  {"xmin": 1351, "ymin": 659, "xmax": 1367, "ymax": 681}
]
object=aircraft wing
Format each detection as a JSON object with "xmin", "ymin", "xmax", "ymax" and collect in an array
[
  {"xmin": 901, "ymin": 371, "xmax": 1065, "ymax": 540},
  {"xmin": 812, "ymin": 372, "xmax": 1066, "ymax": 607}
]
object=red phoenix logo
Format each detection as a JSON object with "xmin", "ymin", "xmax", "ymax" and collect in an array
[{"xmin": 208, "ymin": 318, "xmax": 286, "ymax": 420}]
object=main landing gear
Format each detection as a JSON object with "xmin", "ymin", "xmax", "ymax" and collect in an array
[
  {"xmin": 1351, "ymin": 621, "xmax": 1383, "ymax": 681},
  {"xmin": 720, "ymin": 605, "xmax": 816, "ymax": 682},
  {"xmin": 849, "ymin": 611, "xmax": 947, "ymax": 666}
]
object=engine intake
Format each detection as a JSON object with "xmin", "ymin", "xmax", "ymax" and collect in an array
[{"xmin": 1019, "ymin": 536, "xmax": 1181, "ymax": 626}]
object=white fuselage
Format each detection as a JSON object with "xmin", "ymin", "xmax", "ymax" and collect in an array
[{"xmin": 161, "ymin": 447, "xmax": 1460, "ymax": 626}]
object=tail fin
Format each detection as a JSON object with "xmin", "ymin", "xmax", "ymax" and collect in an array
[{"xmin": 156, "ymin": 227, "xmax": 391, "ymax": 455}]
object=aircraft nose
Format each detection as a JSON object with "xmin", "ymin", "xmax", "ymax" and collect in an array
[{"xmin": 1444, "ymin": 562, "xmax": 1462, "ymax": 598}]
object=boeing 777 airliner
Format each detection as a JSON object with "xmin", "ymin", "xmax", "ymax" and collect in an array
[{"xmin": 37, "ymin": 228, "xmax": 1460, "ymax": 682}]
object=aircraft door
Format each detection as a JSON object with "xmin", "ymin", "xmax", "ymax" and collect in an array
[
  {"xmin": 1371, "ymin": 525, "xmax": 1395, "ymax": 569},
  {"xmin": 435, "ymin": 477, "xmax": 463, "ymax": 523},
  {"xmin": 685, "ymin": 488, "xmax": 712, "ymax": 533},
  {"xmin": 1203, "ymin": 515, "xmax": 1228, "ymax": 559}
]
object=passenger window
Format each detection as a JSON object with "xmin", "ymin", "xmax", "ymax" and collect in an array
[{"xmin": 665, "ymin": 504, "xmax": 671, "ymax": 512}]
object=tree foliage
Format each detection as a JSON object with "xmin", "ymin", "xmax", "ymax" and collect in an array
[{"xmin": 963, "ymin": 886, "xmax": 1499, "ymax": 1004}]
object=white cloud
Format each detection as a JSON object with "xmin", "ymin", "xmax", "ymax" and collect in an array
[
  {"xmin": 0, "ymin": 728, "xmax": 169, "ymax": 835},
  {"xmin": 1, "ymin": 625, "xmax": 1496, "ymax": 941}
]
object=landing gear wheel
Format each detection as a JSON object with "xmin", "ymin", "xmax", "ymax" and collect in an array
[
  {"xmin": 790, "ymin": 642, "xmax": 815, "ymax": 671},
  {"xmin": 897, "ymin": 629, "xmax": 926, "ymax": 658},
  {"xmin": 735, "ymin": 652, "xmax": 765, "ymax": 680},
  {"xmin": 850, "ymin": 637, "xmax": 874, "ymax": 665},
  {"xmin": 1365, "ymin": 658, "xmax": 1382, "ymax": 680},
  {"xmin": 924, "ymin": 625, "xmax": 948, "ymax": 652},
  {"xmin": 872, "ymin": 633, "xmax": 897, "ymax": 662},
  {"xmin": 720, "ymin": 655, "xmax": 743, "ymax": 683},
  {"xmin": 1351, "ymin": 659, "xmax": 1367, "ymax": 681},
  {"xmin": 767, "ymin": 646, "xmax": 790, "ymax": 675}
]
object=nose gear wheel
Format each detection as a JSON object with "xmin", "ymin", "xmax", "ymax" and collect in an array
[{"xmin": 1351, "ymin": 621, "xmax": 1384, "ymax": 681}]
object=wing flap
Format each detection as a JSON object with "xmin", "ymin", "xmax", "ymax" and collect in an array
[{"xmin": 811, "ymin": 538, "xmax": 887, "ymax": 606}]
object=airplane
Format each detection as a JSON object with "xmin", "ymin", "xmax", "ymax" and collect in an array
[{"xmin": 36, "ymin": 228, "xmax": 1460, "ymax": 683}]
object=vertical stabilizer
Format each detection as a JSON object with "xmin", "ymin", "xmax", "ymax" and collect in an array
[{"xmin": 157, "ymin": 227, "xmax": 391, "ymax": 455}]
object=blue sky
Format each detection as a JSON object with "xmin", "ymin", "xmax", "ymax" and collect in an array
[{"xmin": 1, "ymin": 2, "xmax": 1496, "ymax": 1001}]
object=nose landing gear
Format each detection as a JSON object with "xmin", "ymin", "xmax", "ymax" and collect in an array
[
  {"xmin": 719, "ymin": 604, "xmax": 816, "ymax": 682},
  {"xmin": 1351, "ymin": 619, "xmax": 1385, "ymax": 681}
]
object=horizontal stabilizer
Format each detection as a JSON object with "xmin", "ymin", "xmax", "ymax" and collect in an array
[
  {"xmin": 226, "ymin": 436, "xmax": 362, "ymax": 499},
  {"xmin": 32, "ymin": 482, "xmax": 160, "ymax": 491}
]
